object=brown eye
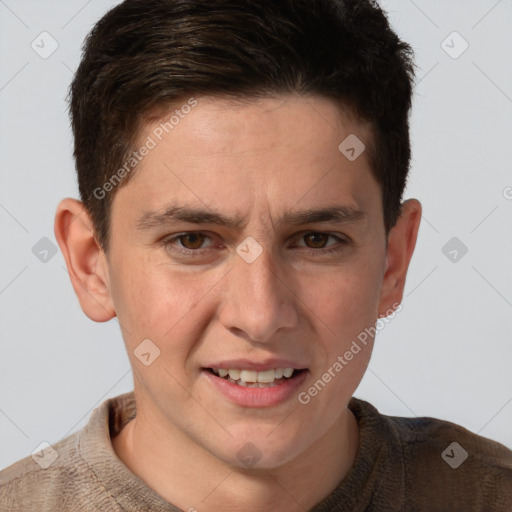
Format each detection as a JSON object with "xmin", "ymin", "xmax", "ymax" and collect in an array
[
  {"xmin": 303, "ymin": 233, "xmax": 329, "ymax": 248},
  {"xmin": 179, "ymin": 233, "xmax": 206, "ymax": 249}
]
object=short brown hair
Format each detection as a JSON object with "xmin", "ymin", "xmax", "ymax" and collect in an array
[{"xmin": 69, "ymin": 0, "xmax": 415, "ymax": 252}]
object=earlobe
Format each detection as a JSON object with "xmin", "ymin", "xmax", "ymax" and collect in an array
[
  {"xmin": 54, "ymin": 198, "xmax": 116, "ymax": 322},
  {"xmin": 378, "ymin": 199, "xmax": 422, "ymax": 316}
]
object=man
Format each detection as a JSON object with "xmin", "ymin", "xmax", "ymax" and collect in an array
[{"xmin": 1, "ymin": 0, "xmax": 511, "ymax": 510}]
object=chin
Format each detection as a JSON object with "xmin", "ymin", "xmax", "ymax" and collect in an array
[{"xmin": 209, "ymin": 432, "xmax": 306, "ymax": 471}]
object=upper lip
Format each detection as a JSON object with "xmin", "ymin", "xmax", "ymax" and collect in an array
[{"xmin": 204, "ymin": 358, "xmax": 308, "ymax": 372}]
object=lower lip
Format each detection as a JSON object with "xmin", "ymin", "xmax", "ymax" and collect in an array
[{"xmin": 201, "ymin": 369, "xmax": 308, "ymax": 408}]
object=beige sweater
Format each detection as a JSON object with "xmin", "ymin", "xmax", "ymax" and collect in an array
[{"xmin": 1, "ymin": 391, "xmax": 511, "ymax": 511}]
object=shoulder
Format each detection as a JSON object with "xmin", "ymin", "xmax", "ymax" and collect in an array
[
  {"xmin": 390, "ymin": 411, "xmax": 512, "ymax": 470},
  {"xmin": 397, "ymin": 414, "xmax": 512, "ymax": 509},
  {"xmin": 351, "ymin": 398, "xmax": 512, "ymax": 511},
  {"xmin": 0, "ymin": 392, "xmax": 138, "ymax": 512},
  {"xmin": 0, "ymin": 434, "xmax": 73, "ymax": 512},
  {"xmin": 0, "ymin": 395, "xmax": 129, "ymax": 512},
  {"xmin": 0, "ymin": 431, "xmax": 99, "ymax": 512}
]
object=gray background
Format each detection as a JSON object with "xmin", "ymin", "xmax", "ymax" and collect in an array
[{"xmin": 1, "ymin": 0, "xmax": 511, "ymax": 469}]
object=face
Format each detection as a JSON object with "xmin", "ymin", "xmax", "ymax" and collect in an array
[{"xmin": 105, "ymin": 94, "xmax": 389, "ymax": 468}]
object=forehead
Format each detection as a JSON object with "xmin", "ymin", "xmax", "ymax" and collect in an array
[
  {"xmin": 141, "ymin": 94, "xmax": 371, "ymax": 161},
  {"xmin": 111, "ymin": 94, "xmax": 381, "ymax": 229}
]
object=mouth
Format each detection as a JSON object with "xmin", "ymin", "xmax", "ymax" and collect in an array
[
  {"xmin": 204, "ymin": 367, "xmax": 306, "ymax": 388},
  {"xmin": 201, "ymin": 359, "xmax": 309, "ymax": 407}
]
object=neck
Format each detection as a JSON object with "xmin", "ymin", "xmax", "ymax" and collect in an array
[{"xmin": 113, "ymin": 400, "xmax": 359, "ymax": 512}]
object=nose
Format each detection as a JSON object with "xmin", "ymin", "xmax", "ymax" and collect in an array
[{"xmin": 218, "ymin": 246, "xmax": 298, "ymax": 343}]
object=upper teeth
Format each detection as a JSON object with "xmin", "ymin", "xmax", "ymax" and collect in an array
[{"xmin": 213, "ymin": 368, "xmax": 295, "ymax": 383}]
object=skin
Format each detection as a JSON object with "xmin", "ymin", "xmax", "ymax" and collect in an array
[{"xmin": 55, "ymin": 94, "xmax": 421, "ymax": 511}]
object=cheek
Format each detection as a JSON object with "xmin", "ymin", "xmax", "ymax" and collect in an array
[
  {"xmin": 301, "ymin": 257, "xmax": 383, "ymax": 341},
  {"xmin": 298, "ymin": 263, "xmax": 380, "ymax": 419},
  {"xmin": 109, "ymin": 255, "xmax": 220, "ymax": 349}
]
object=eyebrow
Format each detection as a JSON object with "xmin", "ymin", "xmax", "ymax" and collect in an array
[{"xmin": 136, "ymin": 203, "xmax": 367, "ymax": 231}]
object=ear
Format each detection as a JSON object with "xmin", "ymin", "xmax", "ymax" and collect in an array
[
  {"xmin": 54, "ymin": 198, "xmax": 116, "ymax": 322},
  {"xmin": 378, "ymin": 198, "xmax": 422, "ymax": 316}
]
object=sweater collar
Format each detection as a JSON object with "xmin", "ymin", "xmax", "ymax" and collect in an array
[{"xmin": 79, "ymin": 391, "xmax": 405, "ymax": 511}]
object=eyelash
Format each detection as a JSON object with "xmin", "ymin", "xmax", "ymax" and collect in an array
[{"xmin": 161, "ymin": 231, "xmax": 349, "ymax": 257}]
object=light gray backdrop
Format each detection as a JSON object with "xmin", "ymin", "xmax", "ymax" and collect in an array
[{"xmin": 1, "ymin": 0, "xmax": 511, "ymax": 469}]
